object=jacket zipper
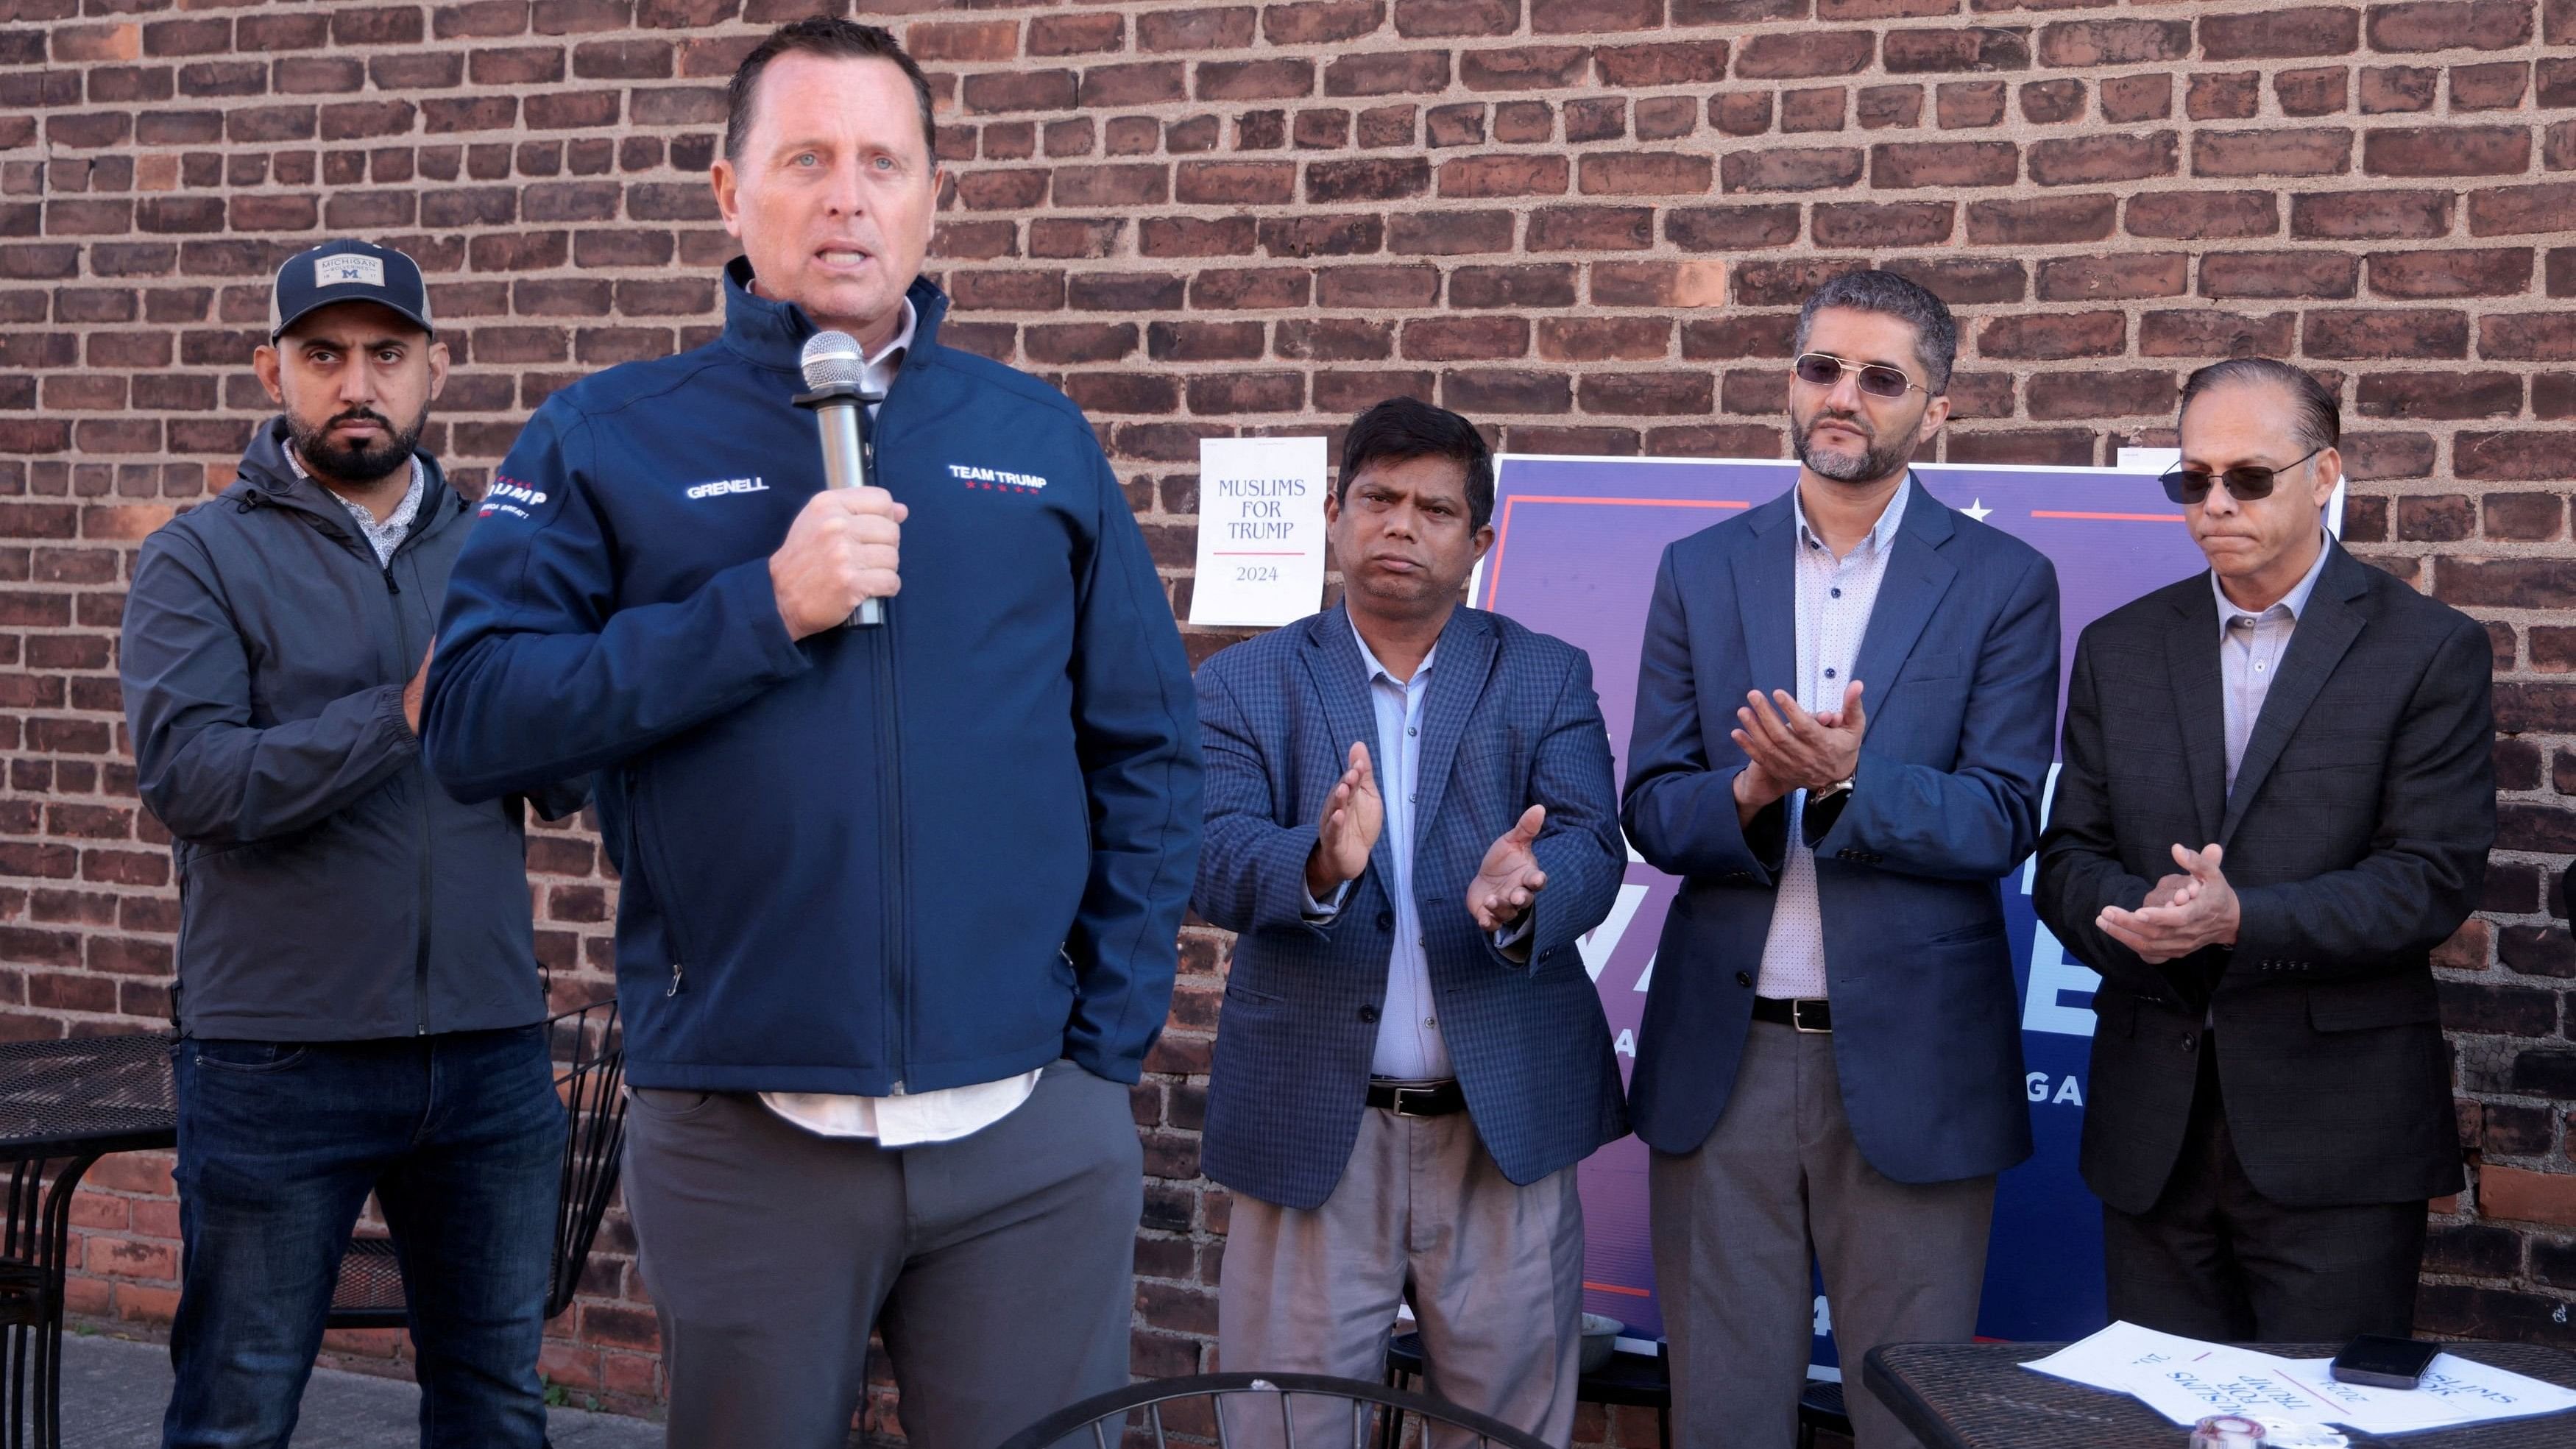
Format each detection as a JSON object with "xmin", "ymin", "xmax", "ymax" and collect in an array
[
  {"xmin": 862, "ymin": 420, "xmax": 912, "ymax": 1090},
  {"xmin": 257, "ymin": 472, "xmax": 455, "ymax": 1037},
  {"xmin": 876, "ymin": 620, "xmax": 906, "ymax": 1085},
  {"xmin": 379, "ymin": 500, "xmax": 458, "ymax": 1038},
  {"xmin": 386, "ymin": 559, "xmax": 432, "ymax": 1035}
]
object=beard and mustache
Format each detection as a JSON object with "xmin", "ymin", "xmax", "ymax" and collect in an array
[
  {"xmin": 285, "ymin": 405, "xmax": 423, "ymax": 485},
  {"xmin": 1791, "ymin": 405, "xmax": 1916, "ymax": 484}
]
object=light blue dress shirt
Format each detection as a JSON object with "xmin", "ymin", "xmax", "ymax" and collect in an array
[{"xmin": 1308, "ymin": 617, "xmax": 1530, "ymax": 1080}]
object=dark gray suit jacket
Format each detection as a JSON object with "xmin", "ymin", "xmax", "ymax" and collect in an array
[
  {"xmin": 1193, "ymin": 606, "xmax": 1629, "ymax": 1211},
  {"xmin": 2036, "ymin": 542, "xmax": 2491, "ymax": 1213},
  {"xmin": 124, "ymin": 420, "xmax": 585, "ymax": 1043}
]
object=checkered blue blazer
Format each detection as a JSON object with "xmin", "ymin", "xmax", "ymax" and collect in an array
[{"xmin": 1194, "ymin": 605, "xmax": 1629, "ymax": 1211}]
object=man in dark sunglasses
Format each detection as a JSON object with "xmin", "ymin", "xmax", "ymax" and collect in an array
[
  {"xmin": 1624, "ymin": 270, "xmax": 2061, "ymax": 1449},
  {"xmin": 2037, "ymin": 358, "xmax": 2494, "ymax": 1345}
]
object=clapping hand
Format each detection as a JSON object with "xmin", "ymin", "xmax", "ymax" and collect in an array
[
  {"xmin": 2097, "ymin": 843, "xmax": 2240, "ymax": 963},
  {"xmin": 1731, "ymin": 680, "xmax": 1866, "ymax": 815},
  {"xmin": 1303, "ymin": 741, "xmax": 1383, "ymax": 899},
  {"xmin": 1468, "ymin": 804, "xmax": 1549, "ymax": 932}
]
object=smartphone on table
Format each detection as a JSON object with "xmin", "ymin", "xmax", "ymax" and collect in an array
[{"xmin": 2330, "ymin": 1335, "xmax": 2441, "ymax": 1389}]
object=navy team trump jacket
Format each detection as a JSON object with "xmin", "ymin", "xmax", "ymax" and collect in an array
[{"xmin": 423, "ymin": 265, "xmax": 1203, "ymax": 1096}]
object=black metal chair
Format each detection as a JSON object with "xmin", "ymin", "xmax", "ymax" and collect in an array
[
  {"xmin": 1384, "ymin": 1331, "xmax": 1854, "ymax": 1449},
  {"xmin": 1797, "ymin": 1377, "xmax": 1854, "ymax": 1448},
  {"xmin": 324, "ymin": 997, "xmax": 626, "ymax": 1330},
  {"xmin": 1385, "ymin": 1330, "xmax": 1671, "ymax": 1449},
  {"xmin": 999, "ymin": 1372, "xmax": 1553, "ymax": 1449}
]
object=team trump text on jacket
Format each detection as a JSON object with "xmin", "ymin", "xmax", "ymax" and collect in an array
[{"xmin": 422, "ymin": 266, "xmax": 1203, "ymax": 1096}]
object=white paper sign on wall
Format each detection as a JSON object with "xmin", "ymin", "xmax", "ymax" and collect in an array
[{"xmin": 1189, "ymin": 436, "xmax": 1329, "ymax": 627}]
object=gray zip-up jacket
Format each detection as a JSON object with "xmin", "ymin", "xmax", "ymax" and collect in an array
[{"xmin": 121, "ymin": 418, "xmax": 583, "ymax": 1041}]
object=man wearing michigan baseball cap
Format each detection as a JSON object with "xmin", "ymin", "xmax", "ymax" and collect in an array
[{"xmin": 119, "ymin": 237, "xmax": 582, "ymax": 1447}]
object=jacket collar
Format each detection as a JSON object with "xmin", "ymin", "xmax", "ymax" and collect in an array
[
  {"xmin": 1733, "ymin": 472, "xmax": 1957, "ymax": 693},
  {"xmin": 224, "ymin": 416, "xmax": 459, "ymax": 544},
  {"xmin": 1744, "ymin": 472, "xmax": 1954, "ymax": 546},
  {"xmin": 2162, "ymin": 539, "xmax": 2377, "ymax": 844},
  {"xmin": 2215, "ymin": 539, "xmax": 2374, "ymax": 843},
  {"xmin": 1790, "ymin": 469, "xmax": 1914, "ymax": 560},
  {"xmin": 717, "ymin": 258, "xmax": 952, "ymax": 378},
  {"xmin": 1302, "ymin": 602, "xmax": 1490, "ymax": 684}
]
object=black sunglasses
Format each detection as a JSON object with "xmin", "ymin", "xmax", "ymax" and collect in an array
[
  {"xmin": 2158, "ymin": 446, "xmax": 2324, "ymax": 506},
  {"xmin": 1793, "ymin": 352, "xmax": 1927, "ymax": 401}
]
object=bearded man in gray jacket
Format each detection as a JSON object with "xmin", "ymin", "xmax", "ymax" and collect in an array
[{"xmin": 120, "ymin": 238, "xmax": 581, "ymax": 1449}]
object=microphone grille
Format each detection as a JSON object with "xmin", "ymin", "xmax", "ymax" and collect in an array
[{"xmin": 800, "ymin": 330, "xmax": 868, "ymax": 389}]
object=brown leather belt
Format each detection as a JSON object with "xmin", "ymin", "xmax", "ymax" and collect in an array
[
  {"xmin": 1752, "ymin": 996, "xmax": 1833, "ymax": 1032},
  {"xmin": 1365, "ymin": 1078, "xmax": 1468, "ymax": 1117}
]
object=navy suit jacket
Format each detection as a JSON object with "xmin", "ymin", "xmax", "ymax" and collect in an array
[
  {"xmin": 1195, "ymin": 605, "xmax": 1630, "ymax": 1211},
  {"xmin": 1622, "ymin": 478, "xmax": 2060, "ymax": 1183}
]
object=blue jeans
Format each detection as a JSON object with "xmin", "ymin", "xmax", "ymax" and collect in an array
[{"xmin": 163, "ymin": 1024, "xmax": 565, "ymax": 1449}]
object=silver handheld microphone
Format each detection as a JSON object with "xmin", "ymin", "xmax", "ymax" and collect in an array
[{"xmin": 795, "ymin": 330, "xmax": 885, "ymax": 628}]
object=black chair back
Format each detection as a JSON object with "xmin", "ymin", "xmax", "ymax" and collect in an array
[
  {"xmin": 323, "ymin": 997, "xmax": 626, "ymax": 1331},
  {"xmin": 997, "ymin": 1371, "xmax": 1554, "ymax": 1449},
  {"xmin": 543, "ymin": 997, "xmax": 623, "ymax": 1319}
]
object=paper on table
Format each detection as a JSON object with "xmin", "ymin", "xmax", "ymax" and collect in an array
[
  {"xmin": 2025, "ymin": 1324, "xmax": 2576, "ymax": 1435},
  {"xmin": 2025, "ymin": 1322, "xmax": 2346, "ymax": 1425},
  {"xmin": 2281, "ymin": 1355, "xmax": 2576, "ymax": 1434}
]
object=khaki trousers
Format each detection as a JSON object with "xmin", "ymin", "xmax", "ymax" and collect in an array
[{"xmin": 1219, "ymin": 1105, "xmax": 1586, "ymax": 1448}]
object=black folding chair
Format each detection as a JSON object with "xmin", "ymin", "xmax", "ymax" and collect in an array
[
  {"xmin": 1385, "ymin": 1329, "xmax": 1852, "ymax": 1449},
  {"xmin": 1386, "ymin": 1329, "xmax": 1670, "ymax": 1449},
  {"xmin": 997, "ymin": 1372, "xmax": 1554, "ymax": 1449},
  {"xmin": 325, "ymin": 997, "xmax": 626, "ymax": 1330}
]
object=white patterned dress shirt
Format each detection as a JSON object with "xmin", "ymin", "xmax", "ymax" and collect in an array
[{"xmin": 1755, "ymin": 481, "xmax": 1911, "ymax": 1000}]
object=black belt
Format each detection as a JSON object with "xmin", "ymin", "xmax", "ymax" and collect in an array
[
  {"xmin": 1752, "ymin": 996, "xmax": 1833, "ymax": 1032},
  {"xmin": 1365, "ymin": 1079, "xmax": 1468, "ymax": 1117}
]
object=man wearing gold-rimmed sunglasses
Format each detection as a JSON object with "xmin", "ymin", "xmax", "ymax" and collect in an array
[
  {"xmin": 1624, "ymin": 269, "xmax": 2061, "ymax": 1448},
  {"xmin": 2038, "ymin": 357, "xmax": 2493, "ymax": 1343}
]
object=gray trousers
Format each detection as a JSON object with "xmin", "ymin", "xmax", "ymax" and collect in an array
[
  {"xmin": 1218, "ymin": 1107, "xmax": 1585, "ymax": 1449},
  {"xmin": 1649, "ymin": 1022, "xmax": 1995, "ymax": 1449},
  {"xmin": 622, "ymin": 1060, "xmax": 1142, "ymax": 1449}
]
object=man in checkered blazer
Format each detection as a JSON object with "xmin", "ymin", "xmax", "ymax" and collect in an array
[{"xmin": 1195, "ymin": 397, "xmax": 1628, "ymax": 1447}]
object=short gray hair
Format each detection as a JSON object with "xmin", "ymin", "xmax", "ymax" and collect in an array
[
  {"xmin": 2177, "ymin": 357, "xmax": 2340, "ymax": 456},
  {"xmin": 1793, "ymin": 269, "xmax": 1958, "ymax": 396}
]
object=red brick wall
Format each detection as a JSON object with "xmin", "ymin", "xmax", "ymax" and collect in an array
[{"xmin": 5, "ymin": 0, "xmax": 2576, "ymax": 1429}]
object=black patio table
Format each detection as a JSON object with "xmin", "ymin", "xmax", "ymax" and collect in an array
[
  {"xmin": 0, "ymin": 1032, "xmax": 177, "ymax": 1448},
  {"xmin": 1865, "ymin": 1339, "xmax": 2576, "ymax": 1449}
]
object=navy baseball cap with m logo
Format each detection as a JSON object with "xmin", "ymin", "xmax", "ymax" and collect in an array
[{"xmin": 269, "ymin": 238, "xmax": 435, "ymax": 341}]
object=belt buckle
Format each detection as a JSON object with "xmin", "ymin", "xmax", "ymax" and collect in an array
[
  {"xmin": 1791, "ymin": 999, "xmax": 1830, "ymax": 1034},
  {"xmin": 1392, "ymin": 1084, "xmax": 1437, "ymax": 1116}
]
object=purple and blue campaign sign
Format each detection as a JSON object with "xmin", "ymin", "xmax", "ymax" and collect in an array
[{"xmin": 1472, "ymin": 454, "xmax": 2223, "ymax": 1370}]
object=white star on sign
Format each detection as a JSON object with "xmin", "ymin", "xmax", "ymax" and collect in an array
[{"xmin": 1961, "ymin": 497, "xmax": 1992, "ymax": 522}]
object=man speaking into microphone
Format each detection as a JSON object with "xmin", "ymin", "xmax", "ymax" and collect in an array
[{"xmin": 422, "ymin": 18, "xmax": 1203, "ymax": 1448}]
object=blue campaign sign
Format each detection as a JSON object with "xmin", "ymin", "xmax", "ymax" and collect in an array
[{"xmin": 1471, "ymin": 454, "xmax": 2221, "ymax": 1368}]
